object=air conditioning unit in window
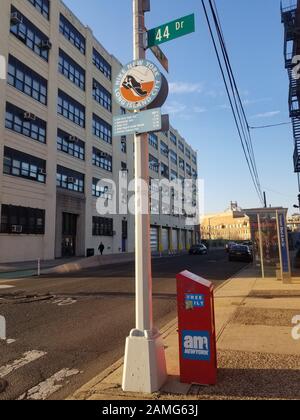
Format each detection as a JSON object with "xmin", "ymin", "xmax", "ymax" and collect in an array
[
  {"xmin": 40, "ymin": 40, "xmax": 52, "ymax": 50},
  {"xmin": 67, "ymin": 177, "xmax": 76, "ymax": 184},
  {"xmin": 11, "ymin": 225, "xmax": 23, "ymax": 234},
  {"xmin": 23, "ymin": 112, "xmax": 36, "ymax": 121},
  {"xmin": 67, "ymin": 135, "xmax": 78, "ymax": 143},
  {"xmin": 10, "ymin": 12, "xmax": 23, "ymax": 25}
]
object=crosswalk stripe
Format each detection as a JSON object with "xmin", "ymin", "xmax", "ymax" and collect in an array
[
  {"xmin": 18, "ymin": 368, "xmax": 80, "ymax": 400},
  {"xmin": 0, "ymin": 285, "xmax": 15, "ymax": 289},
  {"xmin": 0, "ymin": 350, "xmax": 47, "ymax": 378}
]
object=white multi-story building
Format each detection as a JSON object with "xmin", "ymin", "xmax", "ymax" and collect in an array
[{"xmin": 0, "ymin": 0, "xmax": 198, "ymax": 263}]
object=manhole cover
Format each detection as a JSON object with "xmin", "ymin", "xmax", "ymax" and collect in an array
[{"xmin": 0, "ymin": 379, "xmax": 8, "ymax": 393}]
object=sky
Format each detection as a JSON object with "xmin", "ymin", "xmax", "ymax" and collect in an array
[{"xmin": 63, "ymin": 0, "xmax": 298, "ymax": 215}]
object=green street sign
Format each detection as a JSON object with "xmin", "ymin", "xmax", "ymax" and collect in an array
[{"xmin": 147, "ymin": 14, "xmax": 195, "ymax": 48}]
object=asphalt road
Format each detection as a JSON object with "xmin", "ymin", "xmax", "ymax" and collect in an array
[{"xmin": 0, "ymin": 250, "xmax": 247, "ymax": 400}]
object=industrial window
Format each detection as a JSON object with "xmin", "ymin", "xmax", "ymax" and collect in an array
[
  {"xmin": 92, "ymin": 216, "xmax": 113, "ymax": 237},
  {"xmin": 178, "ymin": 140, "xmax": 185, "ymax": 153},
  {"xmin": 161, "ymin": 162, "xmax": 169, "ymax": 179},
  {"xmin": 92, "ymin": 178, "xmax": 112, "ymax": 199},
  {"xmin": 121, "ymin": 136, "xmax": 127, "ymax": 153},
  {"xmin": 59, "ymin": 14, "xmax": 85, "ymax": 54},
  {"xmin": 8, "ymin": 55, "xmax": 47, "ymax": 105},
  {"xmin": 149, "ymin": 133, "xmax": 158, "ymax": 150},
  {"xmin": 149, "ymin": 155, "xmax": 159, "ymax": 173},
  {"xmin": 10, "ymin": 7, "xmax": 51, "ymax": 61},
  {"xmin": 92, "ymin": 114, "xmax": 112, "ymax": 144},
  {"xmin": 186, "ymin": 148, "xmax": 191, "ymax": 159},
  {"xmin": 179, "ymin": 157, "xmax": 185, "ymax": 171},
  {"xmin": 171, "ymin": 170, "xmax": 178, "ymax": 180},
  {"xmin": 5, "ymin": 102, "xmax": 47, "ymax": 144},
  {"xmin": 0, "ymin": 205, "xmax": 45, "ymax": 235},
  {"xmin": 186, "ymin": 163, "xmax": 192, "ymax": 176},
  {"xmin": 58, "ymin": 49, "xmax": 85, "ymax": 90},
  {"xmin": 92, "ymin": 147, "xmax": 112, "ymax": 172},
  {"xmin": 170, "ymin": 132, "xmax": 177, "ymax": 145},
  {"xmin": 56, "ymin": 165, "xmax": 84, "ymax": 193},
  {"xmin": 27, "ymin": 0, "xmax": 49, "ymax": 19},
  {"xmin": 57, "ymin": 129, "xmax": 85, "ymax": 160},
  {"xmin": 57, "ymin": 90, "xmax": 85, "ymax": 128},
  {"xmin": 192, "ymin": 154, "xmax": 197, "ymax": 165},
  {"xmin": 92, "ymin": 79, "xmax": 112, "ymax": 112},
  {"xmin": 3, "ymin": 147, "xmax": 46, "ymax": 183},
  {"xmin": 170, "ymin": 150, "xmax": 178, "ymax": 165},
  {"xmin": 92, "ymin": 48, "xmax": 111, "ymax": 80},
  {"xmin": 160, "ymin": 141, "xmax": 169, "ymax": 157}
]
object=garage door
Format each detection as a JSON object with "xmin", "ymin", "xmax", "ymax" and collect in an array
[
  {"xmin": 161, "ymin": 228, "xmax": 169, "ymax": 251},
  {"xmin": 172, "ymin": 229, "xmax": 178, "ymax": 251},
  {"xmin": 150, "ymin": 227, "xmax": 159, "ymax": 252},
  {"xmin": 187, "ymin": 231, "xmax": 193, "ymax": 248}
]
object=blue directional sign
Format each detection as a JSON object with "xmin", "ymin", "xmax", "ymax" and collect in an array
[{"xmin": 113, "ymin": 108, "xmax": 162, "ymax": 137}]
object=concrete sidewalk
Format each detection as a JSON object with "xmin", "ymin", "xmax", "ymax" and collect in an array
[{"xmin": 69, "ymin": 267, "xmax": 300, "ymax": 401}]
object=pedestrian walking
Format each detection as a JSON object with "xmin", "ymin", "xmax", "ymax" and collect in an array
[{"xmin": 98, "ymin": 242, "xmax": 105, "ymax": 255}]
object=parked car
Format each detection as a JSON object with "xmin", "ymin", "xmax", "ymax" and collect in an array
[
  {"xmin": 189, "ymin": 244, "xmax": 208, "ymax": 255},
  {"xmin": 242, "ymin": 241, "xmax": 253, "ymax": 251},
  {"xmin": 225, "ymin": 242, "xmax": 237, "ymax": 253},
  {"xmin": 229, "ymin": 245, "xmax": 253, "ymax": 262}
]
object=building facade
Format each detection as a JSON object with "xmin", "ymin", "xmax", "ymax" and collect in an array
[
  {"xmin": 0, "ymin": 0, "xmax": 198, "ymax": 263},
  {"xmin": 201, "ymin": 202, "xmax": 251, "ymax": 242},
  {"xmin": 281, "ymin": 2, "xmax": 300, "ymax": 185}
]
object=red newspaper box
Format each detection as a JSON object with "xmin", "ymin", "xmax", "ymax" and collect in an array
[{"xmin": 176, "ymin": 270, "xmax": 217, "ymax": 385}]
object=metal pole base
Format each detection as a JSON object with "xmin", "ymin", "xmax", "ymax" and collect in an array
[{"xmin": 122, "ymin": 329, "xmax": 167, "ymax": 393}]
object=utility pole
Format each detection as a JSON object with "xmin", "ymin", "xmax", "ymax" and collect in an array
[
  {"xmin": 263, "ymin": 192, "xmax": 267, "ymax": 208},
  {"xmin": 122, "ymin": 0, "xmax": 167, "ymax": 393}
]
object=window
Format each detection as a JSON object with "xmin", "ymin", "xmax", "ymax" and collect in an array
[
  {"xmin": 5, "ymin": 102, "xmax": 46, "ymax": 144},
  {"xmin": 170, "ymin": 132, "xmax": 177, "ymax": 146},
  {"xmin": 57, "ymin": 129, "xmax": 85, "ymax": 160},
  {"xmin": 92, "ymin": 79, "xmax": 112, "ymax": 112},
  {"xmin": 160, "ymin": 141, "xmax": 169, "ymax": 157},
  {"xmin": 161, "ymin": 162, "xmax": 169, "ymax": 179},
  {"xmin": 1, "ymin": 205, "xmax": 45, "ymax": 234},
  {"xmin": 192, "ymin": 168, "xmax": 198, "ymax": 179},
  {"xmin": 170, "ymin": 150, "xmax": 178, "ymax": 165},
  {"xmin": 93, "ymin": 114, "xmax": 112, "ymax": 144},
  {"xmin": 92, "ymin": 216, "xmax": 113, "ymax": 236},
  {"xmin": 58, "ymin": 49, "xmax": 85, "ymax": 90},
  {"xmin": 186, "ymin": 148, "xmax": 191, "ymax": 159},
  {"xmin": 149, "ymin": 154, "xmax": 159, "ymax": 173},
  {"xmin": 92, "ymin": 148, "xmax": 112, "ymax": 172},
  {"xmin": 92, "ymin": 178, "xmax": 112, "ymax": 199},
  {"xmin": 10, "ymin": 7, "xmax": 51, "ymax": 61},
  {"xmin": 178, "ymin": 140, "xmax": 185, "ymax": 153},
  {"xmin": 56, "ymin": 165, "xmax": 84, "ymax": 193},
  {"xmin": 93, "ymin": 48, "xmax": 111, "ymax": 80},
  {"xmin": 192, "ymin": 154, "xmax": 197, "ymax": 165},
  {"xmin": 171, "ymin": 170, "xmax": 178, "ymax": 180},
  {"xmin": 121, "ymin": 136, "xmax": 127, "ymax": 153},
  {"xmin": 3, "ymin": 147, "xmax": 46, "ymax": 183},
  {"xmin": 8, "ymin": 55, "xmax": 47, "ymax": 105},
  {"xmin": 179, "ymin": 157, "xmax": 185, "ymax": 171},
  {"xmin": 59, "ymin": 14, "xmax": 85, "ymax": 54},
  {"xmin": 27, "ymin": 0, "xmax": 50, "ymax": 19},
  {"xmin": 186, "ymin": 163, "xmax": 192, "ymax": 176},
  {"xmin": 149, "ymin": 133, "xmax": 158, "ymax": 150},
  {"xmin": 57, "ymin": 90, "xmax": 85, "ymax": 128}
]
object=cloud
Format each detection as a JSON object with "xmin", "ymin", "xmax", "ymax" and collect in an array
[
  {"xmin": 193, "ymin": 106, "xmax": 206, "ymax": 113},
  {"xmin": 163, "ymin": 101, "xmax": 187, "ymax": 115},
  {"xmin": 169, "ymin": 82, "xmax": 203, "ymax": 95},
  {"xmin": 251, "ymin": 111, "xmax": 281, "ymax": 119}
]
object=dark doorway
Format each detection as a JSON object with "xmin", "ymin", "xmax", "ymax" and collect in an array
[
  {"xmin": 122, "ymin": 220, "xmax": 128, "ymax": 253},
  {"xmin": 62, "ymin": 213, "xmax": 77, "ymax": 257}
]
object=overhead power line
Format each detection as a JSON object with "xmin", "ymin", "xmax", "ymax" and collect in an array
[
  {"xmin": 249, "ymin": 122, "xmax": 292, "ymax": 130},
  {"xmin": 201, "ymin": 0, "xmax": 264, "ymax": 205}
]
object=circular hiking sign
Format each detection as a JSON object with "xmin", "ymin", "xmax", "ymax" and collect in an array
[{"xmin": 113, "ymin": 59, "xmax": 163, "ymax": 111}]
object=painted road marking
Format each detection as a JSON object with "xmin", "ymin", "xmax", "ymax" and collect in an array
[
  {"xmin": 18, "ymin": 368, "xmax": 80, "ymax": 400},
  {"xmin": 0, "ymin": 285, "xmax": 15, "ymax": 289},
  {"xmin": 0, "ymin": 350, "xmax": 47, "ymax": 378},
  {"xmin": 0, "ymin": 339, "xmax": 16, "ymax": 345},
  {"xmin": 52, "ymin": 298, "xmax": 77, "ymax": 306}
]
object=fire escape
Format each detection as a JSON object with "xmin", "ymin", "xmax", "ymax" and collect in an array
[{"xmin": 282, "ymin": 1, "xmax": 300, "ymax": 172}]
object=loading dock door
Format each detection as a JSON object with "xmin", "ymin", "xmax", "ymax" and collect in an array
[
  {"xmin": 181, "ymin": 230, "xmax": 186, "ymax": 250},
  {"xmin": 150, "ymin": 226, "xmax": 159, "ymax": 252},
  {"xmin": 172, "ymin": 229, "xmax": 178, "ymax": 251},
  {"xmin": 162, "ymin": 228, "xmax": 169, "ymax": 251}
]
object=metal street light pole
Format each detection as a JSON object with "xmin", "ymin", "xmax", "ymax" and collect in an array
[{"xmin": 122, "ymin": 0, "xmax": 167, "ymax": 393}]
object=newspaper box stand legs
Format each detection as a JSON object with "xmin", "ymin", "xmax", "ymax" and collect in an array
[{"xmin": 176, "ymin": 270, "xmax": 217, "ymax": 385}]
